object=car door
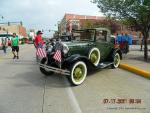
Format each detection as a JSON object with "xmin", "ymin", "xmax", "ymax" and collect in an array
[{"xmin": 95, "ymin": 30, "xmax": 113, "ymax": 61}]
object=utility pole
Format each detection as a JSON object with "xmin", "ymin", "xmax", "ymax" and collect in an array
[{"xmin": 0, "ymin": 15, "xmax": 4, "ymax": 20}]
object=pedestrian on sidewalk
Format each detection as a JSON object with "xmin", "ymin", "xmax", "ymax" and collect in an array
[
  {"xmin": 8, "ymin": 38, "xmax": 11, "ymax": 46},
  {"xmin": 124, "ymin": 33, "xmax": 129, "ymax": 53},
  {"xmin": 11, "ymin": 33, "xmax": 19, "ymax": 59},
  {"xmin": 2, "ymin": 37, "xmax": 7, "ymax": 54}
]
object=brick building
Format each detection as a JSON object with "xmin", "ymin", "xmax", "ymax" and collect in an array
[
  {"xmin": 0, "ymin": 23, "xmax": 27, "ymax": 38},
  {"xmin": 59, "ymin": 13, "xmax": 105, "ymax": 35},
  {"xmin": 59, "ymin": 13, "xmax": 150, "ymax": 44}
]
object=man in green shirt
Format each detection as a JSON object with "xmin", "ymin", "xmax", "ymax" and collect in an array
[{"xmin": 11, "ymin": 33, "xmax": 19, "ymax": 59}]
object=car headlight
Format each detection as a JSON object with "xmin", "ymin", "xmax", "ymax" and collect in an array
[
  {"xmin": 62, "ymin": 43, "xmax": 69, "ymax": 54},
  {"xmin": 47, "ymin": 45, "xmax": 53, "ymax": 53}
]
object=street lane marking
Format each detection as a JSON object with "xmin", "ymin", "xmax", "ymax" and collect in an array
[
  {"xmin": 42, "ymin": 78, "xmax": 46, "ymax": 113},
  {"xmin": 64, "ymin": 77, "xmax": 83, "ymax": 113}
]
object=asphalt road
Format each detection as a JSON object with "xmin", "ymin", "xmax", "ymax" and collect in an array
[{"xmin": 0, "ymin": 44, "xmax": 149, "ymax": 113}]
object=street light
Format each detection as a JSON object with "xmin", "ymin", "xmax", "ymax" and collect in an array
[{"xmin": 0, "ymin": 15, "xmax": 4, "ymax": 20}]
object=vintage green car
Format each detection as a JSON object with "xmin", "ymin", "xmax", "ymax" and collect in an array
[{"xmin": 39, "ymin": 28, "xmax": 122, "ymax": 85}]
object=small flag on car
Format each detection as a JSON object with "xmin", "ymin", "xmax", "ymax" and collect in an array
[
  {"xmin": 53, "ymin": 50, "xmax": 61, "ymax": 62},
  {"xmin": 36, "ymin": 48, "xmax": 47, "ymax": 58}
]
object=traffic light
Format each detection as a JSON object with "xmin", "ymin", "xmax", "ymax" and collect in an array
[
  {"xmin": 20, "ymin": 21, "xmax": 23, "ymax": 26},
  {"xmin": 8, "ymin": 22, "xmax": 10, "ymax": 26}
]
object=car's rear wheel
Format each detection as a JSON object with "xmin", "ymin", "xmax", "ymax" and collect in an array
[
  {"xmin": 40, "ymin": 58, "xmax": 54, "ymax": 75},
  {"xmin": 112, "ymin": 53, "xmax": 120, "ymax": 68},
  {"xmin": 88, "ymin": 48, "xmax": 100, "ymax": 66},
  {"xmin": 69, "ymin": 61, "xmax": 87, "ymax": 86}
]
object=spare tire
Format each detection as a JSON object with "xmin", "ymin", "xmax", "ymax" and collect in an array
[{"xmin": 88, "ymin": 48, "xmax": 100, "ymax": 66}]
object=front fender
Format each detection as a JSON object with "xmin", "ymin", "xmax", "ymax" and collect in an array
[{"xmin": 63, "ymin": 54, "xmax": 94, "ymax": 69}]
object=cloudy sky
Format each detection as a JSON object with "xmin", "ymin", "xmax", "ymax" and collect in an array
[{"xmin": 0, "ymin": 0, "xmax": 103, "ymax": 35}]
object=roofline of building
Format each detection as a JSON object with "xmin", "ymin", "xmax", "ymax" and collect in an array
[{"xmin": 64, "ymin": 13, "xmax": 105, "ymax": 18}]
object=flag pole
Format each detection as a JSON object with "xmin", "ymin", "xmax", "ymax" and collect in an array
[{"xmin": 60, "ymin": 60, "xmax": 61, "ymax": 69}]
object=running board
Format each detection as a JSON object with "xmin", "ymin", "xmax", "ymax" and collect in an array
[
  {"xmin": 39, "ymin": 63, "xmax": 70, "ymax": 76},
  {"xmin": 97, "ymin": 62, "xmax": 113, "ymax": 69}
]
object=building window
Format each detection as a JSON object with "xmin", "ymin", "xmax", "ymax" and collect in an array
[
  {"xmin": 71, "ymin": 20, "xmax": 79, "ymax": 30},
  {"xmin": 72, "ymin": 24, "xmax": 78, "ymax": 30}
]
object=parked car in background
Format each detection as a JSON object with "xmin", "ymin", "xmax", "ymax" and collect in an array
[
  {"xmin": 0, "ymin": 34, "xmax": 13, "ymax": 50},
  {"xmin": 0, "ymin": 38, "xmax": 3, "ymax": 50},
  {"xmin": 28, "ymin": 40, "xmax": 34, "ymax": 44},
  {"xmin": 40, "ymin": 28, "xmax": 122, "ymax": 86}
]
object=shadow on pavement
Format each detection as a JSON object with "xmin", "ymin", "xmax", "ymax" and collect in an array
[{"xmin": 6, "ymin": 67, "xmax": 71, "ymax": 88}]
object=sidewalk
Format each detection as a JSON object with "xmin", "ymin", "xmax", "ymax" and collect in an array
[
  {"xmin": 121, "ymin": 46, "xmax": 150, "ymax": 72},
  {"xmin": 0, "ymin": 47, "xmax": 12, "ymax": 56},
  {"xmin": 129, "ymin": 45, "xmax": 150, "ymax": 51}
]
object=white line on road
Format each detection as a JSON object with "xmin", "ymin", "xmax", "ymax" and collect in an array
[{"xmin": 64, "ymin": 77, "xmax": 83, "ymax": 113}]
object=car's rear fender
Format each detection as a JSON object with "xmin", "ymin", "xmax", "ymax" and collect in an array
[
  {"xmin": 112, "ymin": 48, "xmax": 122, "ymax": 60},
  {"xmin": 107, "ymin": 48, "xmax": 122, "ymax": 61}
]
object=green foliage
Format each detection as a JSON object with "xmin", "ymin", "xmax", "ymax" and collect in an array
[
  {"xmin": 28, "ymin": 37, "xmax": 32, "ymax": 41},
  {"xmin": 82, "ymin": 19, "xmax": 120, "ymax": 33},
  {"xmin": 83, "ymin": 20, "xmax": 94, "ymax": 28},
  {"xmin": 92, "ymin": 0, "xmax": 150, "ymax": 31},
  {"xmin": 20, "ymin": 38, "xmax": 28, "ymax": 44},
  {"xmin": 92, "ymin": 0, "xmax": 150, "ymax": 59}
]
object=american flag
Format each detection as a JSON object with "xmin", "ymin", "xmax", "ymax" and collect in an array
[
  {"xmin": 36, "ymin": 48, "xmax": 47, "ymax": 58},
  {"xmin": 53, "ymin": 50, "xmax": 61, "ymax": 62}
]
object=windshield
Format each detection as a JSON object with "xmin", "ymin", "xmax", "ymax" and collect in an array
[
  {"xmin": 72, "ymin": 29, "xmax": 95, "ymax": 42},
  {"xmin": 60, "ymin": 36, "xmax": 71, "ymax": 41}
]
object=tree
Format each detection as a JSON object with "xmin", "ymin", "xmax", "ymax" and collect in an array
[
  {"xmin": 92, "ymin": 0, "xmax": 150, "ymax": 60},
  {"xmin": 81, "ymin": 19, "xmax": 120, "ymax": 33},
  {"xmin": 82, "ymin": 20, "xmax": 94, "ymax": 29},
  {"xmin": 93, "ymin": 17, "xmax": 120, "ymax": 33}
]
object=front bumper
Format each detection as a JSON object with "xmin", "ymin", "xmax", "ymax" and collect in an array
[{"xmin": 39, "ymin": 63, "xmax": 70, "ymax": 76}]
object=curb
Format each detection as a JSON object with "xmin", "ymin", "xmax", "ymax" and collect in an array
[{"xmin": 119, "ymin": 63, "xmax": 150, "ymax": 78}]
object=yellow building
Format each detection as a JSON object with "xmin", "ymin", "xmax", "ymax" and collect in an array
[{"xmin": 0, "ymin": 24, "xmax": 27, "ymax": 38}]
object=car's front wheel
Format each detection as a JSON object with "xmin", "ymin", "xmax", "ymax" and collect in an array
[
  {"xmin": 112, "ymin": 53, "xmax": 121, "ymax": 68},
  {"xmin": 40, "ymin": 58, "xmax": 54, "ymax": 75},
  {"xmin": 69, "ymin": 61, "xmax": 87, "ymax": 86}
]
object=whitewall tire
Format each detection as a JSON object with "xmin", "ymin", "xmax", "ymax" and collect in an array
[
  {"xmin": 69, "ymin": 61, "xmax": 87, "ymax": 85},
  {"xmin": 112, "ymin": 53, "xmax": 120, "ymax": 68},
  {"xmin": 88, "ymin": 48, "xmax": 100, "ymax": 66}
]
